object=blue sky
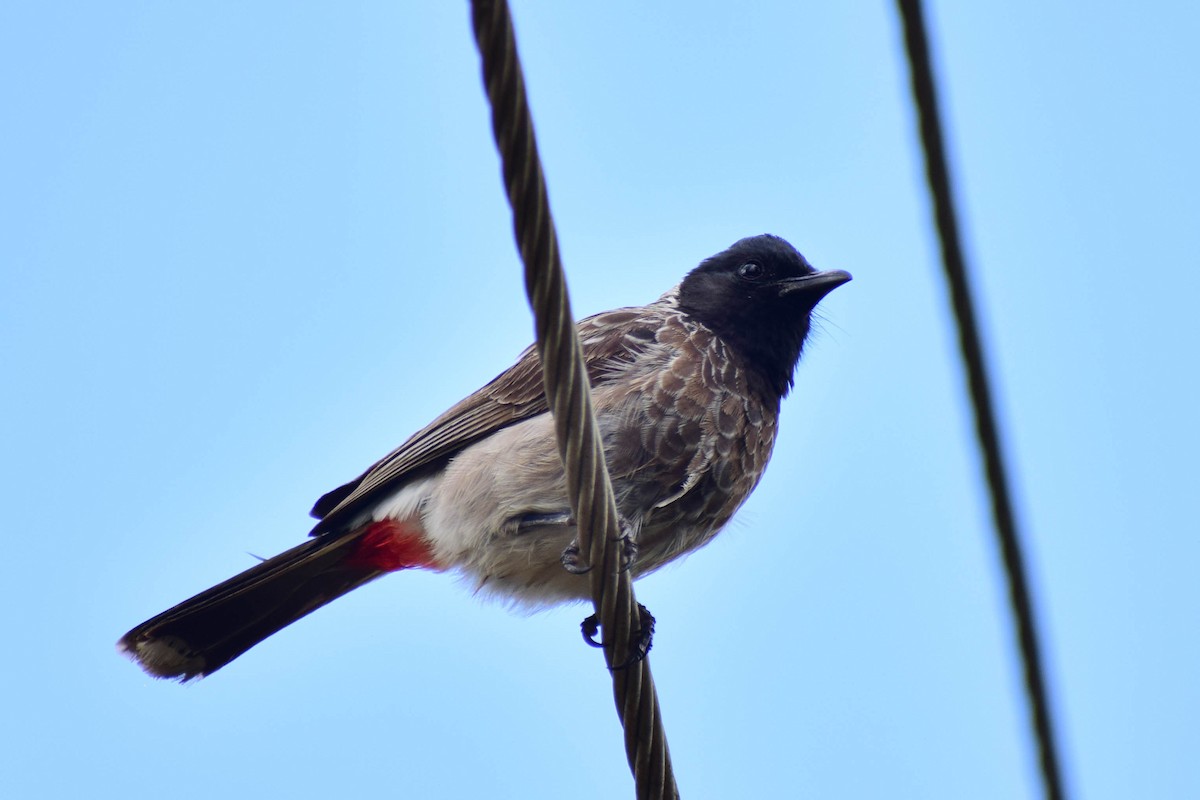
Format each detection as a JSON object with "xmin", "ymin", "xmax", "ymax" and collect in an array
[{"xmin": 3, "ymin": 3, "xmax": 1197, "ymax": 798}]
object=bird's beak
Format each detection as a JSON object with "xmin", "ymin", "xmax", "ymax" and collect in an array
[{"xmin": 777, "ymin": 269, "xmax": 853, "ymax": 301}]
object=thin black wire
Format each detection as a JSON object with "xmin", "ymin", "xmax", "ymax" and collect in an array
[{"xmin": 894, "ymin": 2, "xmax": 1068, "ymax": 799}]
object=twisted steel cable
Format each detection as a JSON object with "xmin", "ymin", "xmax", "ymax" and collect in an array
[
  {"xmin": 469, "ymin": 2, "xmax": 679, "ymax": 796},
  {"xmin": 895, "ymin": 2, "xmax": 1068, "ymax": 798}
]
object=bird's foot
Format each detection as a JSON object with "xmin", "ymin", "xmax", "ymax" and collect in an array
[
  {"xmin": 615, "ymin": 531, "xmax": 639, "ymax": 572},
  {"xmin": 560, "ymin": 541, "xmax": 592, "ymax": 575},
  {"xmin": 559, "ymin": 516, "xmax": 639, "ymax": 576},
  {"xmin": 580, "ymin": 603, "xmax": 656, "ymax": 669}
]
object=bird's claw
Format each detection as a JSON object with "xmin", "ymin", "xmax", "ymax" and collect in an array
[
  {"xmin": 616, "ymin": 533, "xmax": 638, "ymax": 572},
  {"xmin": 560, "ymin": 542, "xmax": 592, "ymax": 575},
  {"xmin": 560, "ymin": 517, "xmax": 639, "ymax": 576},
  {"xmin": 581, "ymin": 612, "xmax": 603, "ymax": 647},
  {"xmin": 579, "ymin": 603, "xmax": 656, "ymax": 669}
]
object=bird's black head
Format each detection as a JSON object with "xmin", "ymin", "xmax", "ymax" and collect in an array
[{"xmin": 677, "ymin": 234, "xmax": 851, "ymax": 398}]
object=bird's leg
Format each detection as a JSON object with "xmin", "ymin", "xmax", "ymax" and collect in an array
[
  {"xmin": 580, "ymin": 603, "xmax": 656, "ymax": 669},
  {"xmin": 503, "ymin": 509, "xmax": 574, "ymax": 537},
  {"xmin": 500, "ymin": 511, "xmax": 593, "ymax": 574}
]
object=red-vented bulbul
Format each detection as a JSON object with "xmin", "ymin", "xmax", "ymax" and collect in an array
[{"xmin": 119, "ymin": 234, "xmax": 851, "ymax": 679}]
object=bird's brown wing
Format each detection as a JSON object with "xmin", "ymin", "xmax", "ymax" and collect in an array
[{"xmin": 309, "ymin": 303, "xmax": 670, "ymax": 535}]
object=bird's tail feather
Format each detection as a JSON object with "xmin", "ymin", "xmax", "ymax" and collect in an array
[{"xmin": 118, "ymin": 520, "xmax": 433, "ymax": 680}]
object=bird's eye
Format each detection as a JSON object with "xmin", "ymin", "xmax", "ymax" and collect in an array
[{"xmin": 737, "ymin": 261, "xmax": 765, "ymax": 281}]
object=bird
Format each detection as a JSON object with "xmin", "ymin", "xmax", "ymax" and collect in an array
[{"xmin": 118, "ymin": 234, "xmax": 851, "ymax": 680}]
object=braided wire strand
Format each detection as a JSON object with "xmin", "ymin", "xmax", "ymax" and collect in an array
[{"xmin": 469, "ymin": 2, "xmax": 679, "ymax": 797}]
